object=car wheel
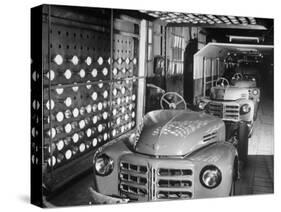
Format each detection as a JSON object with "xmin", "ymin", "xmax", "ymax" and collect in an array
[{"xmin": 238, "ymin": 121, "xmax": 249, "ymax": 167}]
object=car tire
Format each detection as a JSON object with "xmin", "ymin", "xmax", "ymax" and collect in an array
[{"xmin": 238, "ymin": 121, "xmax": 249, "ymax": 167}]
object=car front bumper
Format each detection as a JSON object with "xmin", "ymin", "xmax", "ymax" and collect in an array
[{"xmin": 89, "ymin": 187, "xmax": 130, "ymax": 204}]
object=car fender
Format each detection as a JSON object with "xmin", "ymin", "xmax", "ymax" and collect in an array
[{"xmin": 187, "ymin": 142, "xmax": 237, "ymax": 198}]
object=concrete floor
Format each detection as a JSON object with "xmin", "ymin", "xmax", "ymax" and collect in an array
[{"xmin": 48, "ymin": 88, "xmax": 274, "ymax": 207}]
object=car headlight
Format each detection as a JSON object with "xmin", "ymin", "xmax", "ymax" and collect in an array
[
  {"xmin": 240, "ymin": 104, "xmax": 251, "ymax": 115},
  {"xmin": 198, "ymin": 101, "xmax": 206, "ymax": 110},
  {"xmin": 94, "ymin": 154, "xmax": 114, "ymax": 176},
  {"xmin": 200, "ymin": 165, "xmax": 222, "ymax": 189},
  {"xmin": 252, "ymin": 89, "xmax": 258, "ymax": 95}
]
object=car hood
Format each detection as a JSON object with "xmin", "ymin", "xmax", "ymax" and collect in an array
[
  {"xmin": 135, "ymin": 110, "xmax": 224, "ymax": 156},
  {"xmin": 210, "ymin": 86, "xmax": 249, "ymax": 101},
  {"xmin": 231, "ymin": 80, "xmax": 256, "ymax": 88}
]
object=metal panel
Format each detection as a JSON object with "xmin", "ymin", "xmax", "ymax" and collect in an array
[{"xmin": 41, "ymin": 6, "xmax": 142, "ymax": 191}]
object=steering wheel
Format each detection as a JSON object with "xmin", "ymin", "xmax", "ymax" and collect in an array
[
  {"xmin": 232, "ymin": 73, "xmax": 243, "ymax": 80},
  {"xmin": 215, "ymin": 77, "xmax": 230, "ymax": 87},
  {"xmin": 160, "ymin": 92, "xmax": 187, "ymax": 110}
]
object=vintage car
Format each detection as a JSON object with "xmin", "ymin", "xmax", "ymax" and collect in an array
[
  {"xmin": 198, "ymin": 77, "xmax": 260, "ymax": 164},
  {"xmin": 91, "ymin": 91, "xmax": 238, "ymax": 204}
]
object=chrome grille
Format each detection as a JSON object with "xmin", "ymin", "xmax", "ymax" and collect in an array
[
  {"xmin": 156, "ymin": 167, "xmax": 193, "ymax": 200},
  {"xmin": 119, "ymin": 162, "xmax": 148, "ymax": 197},
  {"xmin": 208, "ymin": 102, "xmax": 240, "ymax": 121},
  {"xmin": 119, "ymin": 160, "xmax": 194, "ymax": 200}
]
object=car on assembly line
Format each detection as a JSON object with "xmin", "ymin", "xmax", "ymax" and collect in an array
[
  {"xmin": 90, "ymin": 88, "xmax": 238, "ymax": 204},
  {"xmin": 198, "ymin": 76, "xmax": 260, "ymax": 166}
]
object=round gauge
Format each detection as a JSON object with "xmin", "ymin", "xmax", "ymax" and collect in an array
[
  {"xmin": 112, "ymin": 129, "xmax": 116, "ymax": 137},
  {"xmin": 57, "ymin": 140, "xmax": 64, "ymax": 151},
  {"xmin": 48, "ymin": 156, "xmax": 56, "ymax": 166},
  {"xmin": 121, "ymin": 87, "xmax": 126, "ymax": 94},
  {"xmin": 79, "ymin": 69, "xmax": 86, "ymax": 78},
  {"xmin": 48, "ymin": 128, "xmax": 56, "ymax": 138},
  {"xmin": 32, "ymin": 100, "xmax": 39, "ymax": 110},
  {"xmin": 86, "ymin": 80, "xmax": 92, "ymax": 89},
  {"xmin": 64, "ymin": 69, "xmax": 72, "ymax": 79},
  {"xmin": 103, "ymin": 112, "xmax": 108, "ymax": 120},
  {"xmin": 86, "ymin": 105, "xmax": 92, "ymax": 113},
  {"xmin": 72, "ymin": 133, "xmax": 79, "ymax": 143},
  {"xmin": 64, "ymin": 110, "xmax": 72, "ymax": 119},
  {"xmin": 64, "ymin": 123, "xmax": 72, "ymax": 133},
  {"xmin": 92, "ymin": 138, "xmax": 97, "ymax": 147},
  {"xmin": 102, "ymin": 68, "xmax": 108, "ymax": 76},
  {"xmin": 47, "ymin": 70, "xmax": 55, "ymax": 81},
  {"xmin": 92, "ymin": 104, "xmax": 97, "ymax": 112},
  {"xmin": 64, "ymin": 97, "xmax": 72, "ymax": 107},
  {"xmin": 98, "ymin": 102, "xmax": 103, "ymax": 111},
  {"xmin": 46, "ymin": 99, "xmax": 55, "ymax": 110},
  {"xmin": 56, "ymin": 86, "xmax": 64, "ymax": 95},
  {"xmin": 132, "ymin": 111, "xmax": 135, "ymax": 118},
  {"xmin": 86, "ymin": 56, "xmax": 92, "ymax": 66},
  {"xmin": 56, "ymin": 112, "xmax": 64, "ymax": 122},
  {"xmin": 113, "ymin": 88, "xmax": 117, "ymax": 96},
  {"xmin": 113, "ymin": 68, "xmax": 118, "ymax": 76},
  {"xmin": 117, "ymin": 118, "xmax": 121, "ymax": 125},
  {"xmin": 91, "ymin": 69, "xmax": 98, "ymax": 77},
  {"xmin": 98, "ymin": 124, "xmax": 103, "ymax": 132},
  {"xmin": 80, "ymin": 107, "xmax": 85, "ymax": 115},
  {"xmin": 86, "ymin": 128, "xmax": 92, "ymax": 137},
  {"xmin": 122, "ymin": 68, "xmax": 126, "ymax": 74},
  {"xmin": 79, "ymin": 120, "xmax": 85, "ymax": 129},
  {"xmin": 103, "ymin": 90, "xmax": 108, "ymax": 99},
  {"xmin": 104, "ymin": 133, "xmax": 108, "ymax": 141},
  {"xmin": 113, "ymin": 108, "xmax": 117, "ymax": 116},
  {"xmin": 132, "ymin": 94, "xmax": 136, "ymax": 101},
  {"xmin": 72, "ymin": 84, "xmax": 79, "ymax": 92},
  {"xmin": 92, "ymin": 116, "xmax": 98, "ymax": 124},
  {"xmin": 97, "ymin": 57, "xmax": 103, "ymax": 65},
  {"xmin": 54, "ymin": 54, "xmax": 63, "ymax": 65},
  {"xmin": 98, "ymin": 83, "xmax": 103, "ymax": 88},
  {"xmin": 117, "ymin": 98, "xmax": 121, "ymax": 105},
  {"xmin": 72, "ymin": 108, "xmax": 79, "ymax": 117},
  {"xmin": 32, "ymin": 71, "xmax": 38, "ymax": 82},
  {"xmin": 79, "ymin": 143, "xmax": 86, "ymax": 152},
  {"xmin": 65, "ymin": 150, "xmax": 72, "ymax": 160},
  {"xmin": 91, "ymin": 92, "xmax": 98, "ymax": 100},
  {"xmin": 126, "ymin": 58, "xmax": 130, "ymax": 64},
  {"xmin": 71, "ymin": 55, "xmax": 79, "ymax": 65}
]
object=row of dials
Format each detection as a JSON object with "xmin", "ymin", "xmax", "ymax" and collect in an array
[
  {"xmin": 45, "ymin": 67, "xmax": 135, "ymax": 81},
  {"xmin": 46, "ymin": 120, "xmax": 136, "ymax": 167},
  {"xmin": 52, "ymin": 54, "xmax": 137, "ymax": 66},
  {"xmin": 45, "ymin": 92, "xmax": 136, "ymax": 111},
  {"xmin": 45, "ymin": 106, "xmax": 136, "ymax": 137}
]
